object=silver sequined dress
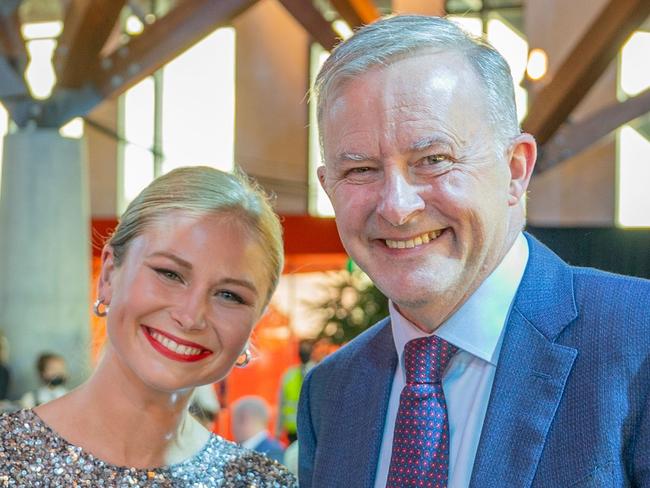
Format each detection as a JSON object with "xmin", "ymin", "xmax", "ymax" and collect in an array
[{"xmin": 0, "ymin": 409, "xmax": 297, "ymax": 487}]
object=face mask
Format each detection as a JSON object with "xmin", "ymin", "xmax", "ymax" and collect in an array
[{"xmin": 45, "ymin": 375, "xmax": 67, "ymax": 387}]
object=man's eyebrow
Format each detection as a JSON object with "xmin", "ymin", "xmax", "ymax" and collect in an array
[
  {"xmin": 410, "ymin": 136, "xmax": 453, "ymax": 152},
  {"xmin": 335, "ymin": 152, "xmax": 378, "ymax": 163},
  {"xmin": 148, "ymin": 251, "xmax": 192, "ymax": 269}
]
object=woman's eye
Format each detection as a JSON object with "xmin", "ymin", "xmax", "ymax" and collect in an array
[
  {"xmin": 155, "ymin": 268, "xmax": 182, "ymax": 282},
  {"xmin": 217, "ymin": 290, "xmax": 246, "ymax": 305}
]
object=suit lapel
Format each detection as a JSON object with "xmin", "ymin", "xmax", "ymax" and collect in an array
[
  {"xmin": 470, "ymin": 234, "xmax": 579, "ymax": 487},
  {"xmin": 331, "ymin": 319, "xmax": 397, "ymax": 487}
]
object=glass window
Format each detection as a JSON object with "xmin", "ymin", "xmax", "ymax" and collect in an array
[
  {"xmin": 121, "ymin": 76, "xmax": 155, "ymax": 210},
  {"xmin": 162, "ymin": 27, "xmax": 236, "ymax": 174},
  {"xmin": 120, "ymin": 27, "xmax": 236, "ymax": 211},
  {"xmin": 308, "ymin": 43, "xmax": 334, "ymax": 217},
  {"xmin": 617, "ymin": 31, "xmax": 650, "ymax": 227},
  {"xmin": 448, "ymin": 15, "xmax": 482, "ymax": 36},
  {"xmin": 487, "ymin": 15, "xmax": 528, "ymax": 122}
]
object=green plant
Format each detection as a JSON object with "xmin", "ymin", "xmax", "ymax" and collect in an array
[{"xmin": 308, "ymin": 268, "xmax": 389, "ymax": 345}]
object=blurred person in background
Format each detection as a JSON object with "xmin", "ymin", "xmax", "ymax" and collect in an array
[
  {"xmin": 20, "ymin": 352, "xmax": 69, "ymax": 408},
  {"xmin": 0, "ymin": 333, "xmax": 11, "ymax": 403},
  {"xmin": 276, "ymin": 339, "xmax": 314, "ymax": 443},
  {"xmin": 189, "ymin": 383, "xmax": 220, "ymax": 431},
  {"xmin": 232, "ymin": 395, "xmax": 285, "ymax": 464}
]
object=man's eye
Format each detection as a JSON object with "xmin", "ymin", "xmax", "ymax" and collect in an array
[
  {"xmin": 423, "ymin": 154, "xmax": 446, "ymax": 165},
  {"xmin": 347, "ymin": 167, "xmax": 372, "ymax": 175},
  {"xmin": 155, "ymin": 268, "xmax": 182, "ymax": 282}
]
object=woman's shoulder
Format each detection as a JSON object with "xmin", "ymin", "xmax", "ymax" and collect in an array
[
  {"xmin": 178, "ymin": 434, "xmax": 297, "ymax": 487},
  {"xmin": 0, "ymin": 409, "xmax": 56, "ymax": 474},
  {"xmin": 0, "ymin": 409, "xmax": 40, "ymax": 446}
]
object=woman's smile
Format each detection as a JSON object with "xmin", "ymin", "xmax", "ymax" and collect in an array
[{"xmin": 142, "ymin": 326, "xmax": 213, "ymax": 363}]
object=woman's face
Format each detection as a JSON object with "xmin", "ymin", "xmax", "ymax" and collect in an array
[{"xmin": 98, "ymin": 212, "xmax": 270, "ymax": 393}]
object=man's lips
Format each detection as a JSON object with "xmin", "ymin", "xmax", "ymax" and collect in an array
[
  {"xmin": 142, "ymin": 326, "xmax": 213, "ymax": 362},
  {"xmin": 381, "ymin": 228, "xmax": 446, "ymax": 249}
]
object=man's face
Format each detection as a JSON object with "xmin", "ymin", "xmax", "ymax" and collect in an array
[{"xmin": 319, "ymin": 52, "xmax": 530, "ymax": 330}]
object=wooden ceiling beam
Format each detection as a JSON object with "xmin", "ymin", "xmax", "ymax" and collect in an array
[
  {"xmin": 54, "ymin": 0, "xmax": 128, "ymax": 89},
  {"xmin": 537, "ymin": 88, "xmax": 650, "ymax": 173},
  {"xmin": 0, "ymin": 2, "xmax": 28, "ymax": 101},
  {"xmin": 330, "ymin": 0, "xmax": 380, "ymax": 28},
  {"xmin": 94, "ymin": 0, "xmax": 259, "ymax": 99},
  {"xmin": 278, "ymin": 0, "xmax": 339, "ymax": 51},
  {"xmin": 523, "ymin": 0, "xmax": 650, "ymax": 145}
]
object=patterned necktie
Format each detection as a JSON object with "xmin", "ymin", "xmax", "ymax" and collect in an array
[{"xmin": 386, "ymin": 335, "xmax": 458, "ymax": 488}]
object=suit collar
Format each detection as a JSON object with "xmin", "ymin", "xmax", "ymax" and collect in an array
[
  {"xmin": 512, "ymin": 233, "xmax": 578, "ymax": 339},
  {"xmin": 331, "ymin": 318, "xmax": 397, "ymax": 487},
  {"xmin": 470, "ymin": 233, "xmax": 578, "ymax": 487}
]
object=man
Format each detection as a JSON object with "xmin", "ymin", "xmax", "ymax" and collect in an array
[
  {"xmin": 298, "ymin": 15, "xmax": 650, "ymax": 488},
  {"xmin": 277, "ymin": 340, "xmax": 315, "ymax": 443},
  {"xmin": 232, "ymin": 395, "xmax": 285, "ymax": 463}
]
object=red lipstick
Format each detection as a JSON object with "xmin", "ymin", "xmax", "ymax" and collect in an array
[{"xmin": 142, "ymin": 326, "xmax": 213, "ymax": 363}]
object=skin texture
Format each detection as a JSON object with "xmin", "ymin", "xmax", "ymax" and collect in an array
[
  {"xmin": 36, "ymin": 212, "xmax": 270, "ymax": 468},
  {"xmin": 319, "ymin": 51, "xmax": 536, "ymax": 332}
]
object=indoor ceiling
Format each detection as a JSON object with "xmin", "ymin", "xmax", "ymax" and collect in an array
[{"xmin": 0, "ymin": 0, "xmax": 648, "ymax": 174}]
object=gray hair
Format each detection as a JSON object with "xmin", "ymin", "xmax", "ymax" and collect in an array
[
  {"xmin": 108, "ymin": 166, "xmax": 284, "ymax": 305},
  {"xmin": 315, "ymin": 15, "xmax": 521, "ymax": 150},
  {"xmin": 232, "ymin": 395, "xmax": 270, "ymax": 423}
]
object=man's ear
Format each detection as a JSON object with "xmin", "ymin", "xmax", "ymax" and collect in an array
[
  {"xmin": 507, "ymin": 133, "xmax": 537, "ymax": 206},
  {"xmin": 97, "ymin": 245, "xmax": 116, "ymax": 305},
  {"xmin": 317, "ymin": 166, "xmax": 330, "ymax": 196}
]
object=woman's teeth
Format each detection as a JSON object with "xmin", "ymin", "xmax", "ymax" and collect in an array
[{"xmin": 150, "ymin": 330, "xmax": 204, "ymax": 356}]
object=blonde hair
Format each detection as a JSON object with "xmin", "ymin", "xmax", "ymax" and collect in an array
[{"xmin": 108, "ymin": 166, "xmax": 284, "ymax": 303}]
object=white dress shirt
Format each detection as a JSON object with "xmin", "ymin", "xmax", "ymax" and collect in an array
[{"xmin": 374, "ymin": 233, "xmax": 529, "ymax": 488}]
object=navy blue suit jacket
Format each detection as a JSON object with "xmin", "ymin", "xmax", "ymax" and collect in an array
[{"xmin": 298, "ymin": 234, "xmax": 650, "ymax": 487}]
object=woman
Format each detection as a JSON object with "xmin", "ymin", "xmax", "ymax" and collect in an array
[{"xmin": 0, "ymin": 166, "xmax": 296, "ymax": 486}]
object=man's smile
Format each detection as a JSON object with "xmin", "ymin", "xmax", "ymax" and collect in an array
[{"xmin": 383, "ymin": 229, "xmax": 445, "ymax": 249}]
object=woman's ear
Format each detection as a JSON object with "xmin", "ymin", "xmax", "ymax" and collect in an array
[
  {"xmin": 97, "ymin": 245, "xmax": 116, "ymax": 305},
  {"xmin": 507, "ymin": 133, "xmax": 537, "ymax": 206}
]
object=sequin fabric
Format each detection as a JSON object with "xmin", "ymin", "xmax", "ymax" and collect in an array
[
  {"xmin": 386, "ymin": 335, "xmax": 458, "ymax": 488},
  {"xmin": 0, "ymin": 409, "xmax": 297, "ymax": 487}
]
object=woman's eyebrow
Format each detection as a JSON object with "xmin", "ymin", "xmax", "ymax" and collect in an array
[
  {"xmin": 148, "ymin": 251, "xmax": 192, "ymax": 269},
  {"xmin": 218, "ymin": 278, "xmax": 259, "ymax": 297}
]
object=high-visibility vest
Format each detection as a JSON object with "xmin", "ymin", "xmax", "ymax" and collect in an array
[{"xmin": 278, "ymin": 366, "xmax": 304, "ymax": 434}]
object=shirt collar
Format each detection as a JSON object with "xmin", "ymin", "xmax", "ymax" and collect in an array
[
  {"xmin": 241, "ymin": 430, "xmax": 269, "ymax": 450},
  {"xmin": 390, "ymin": 233, "xmax": 529, "ymax": 366}
]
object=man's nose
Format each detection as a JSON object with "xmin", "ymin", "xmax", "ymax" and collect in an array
[
  {"xmin": 377, "ymin": 169, "xmax": 425, "ymax": 226},
  {"xmin": 171, "ymin": 290, "xmax": 208, "ymax": 331}
]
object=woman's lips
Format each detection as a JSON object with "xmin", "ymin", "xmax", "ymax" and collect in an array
[{"xmin": 142, "ymin": 326, "xmax": 213, "ymax": 363}]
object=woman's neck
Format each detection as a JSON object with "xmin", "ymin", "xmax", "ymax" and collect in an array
[{"xmin": 35, "ymin": 347, "xmax": 210, "ymax": 469}]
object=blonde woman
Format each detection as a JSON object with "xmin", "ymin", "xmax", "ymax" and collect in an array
[{"xmin": 0, "ymin": 166, "xmax": 295, "ymax": 487}]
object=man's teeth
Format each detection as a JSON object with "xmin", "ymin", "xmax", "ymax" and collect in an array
[
  {"xmin": 150, "ymin": 330, "xmax": 204, "ymax": 356},
  {"xmin": 385, "ymin": 230, "xmax": 442, "ymax": 249}
]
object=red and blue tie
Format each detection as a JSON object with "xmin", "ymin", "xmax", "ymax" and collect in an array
[{"xmin": 386, "ymin": 335, "xmax": 458, "ymax": 487}]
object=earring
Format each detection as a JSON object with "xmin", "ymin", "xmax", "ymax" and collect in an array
[
  {"xmin": 235, "ymin": 348, "xmax": 251, "ymax": 368},
  {"xmin": 93, "ymin": 298, "xmax": 108, "ymax": 317}
]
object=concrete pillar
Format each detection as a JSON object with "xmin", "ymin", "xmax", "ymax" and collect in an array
[{"xmin": 0, "ymin": 129, "xmax": 91, "ymax": 399}]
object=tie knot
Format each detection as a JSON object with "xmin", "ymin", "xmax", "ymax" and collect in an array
[{"xmin": 403, "ymin": 335, "xmax": 458, "ymax": 384}]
